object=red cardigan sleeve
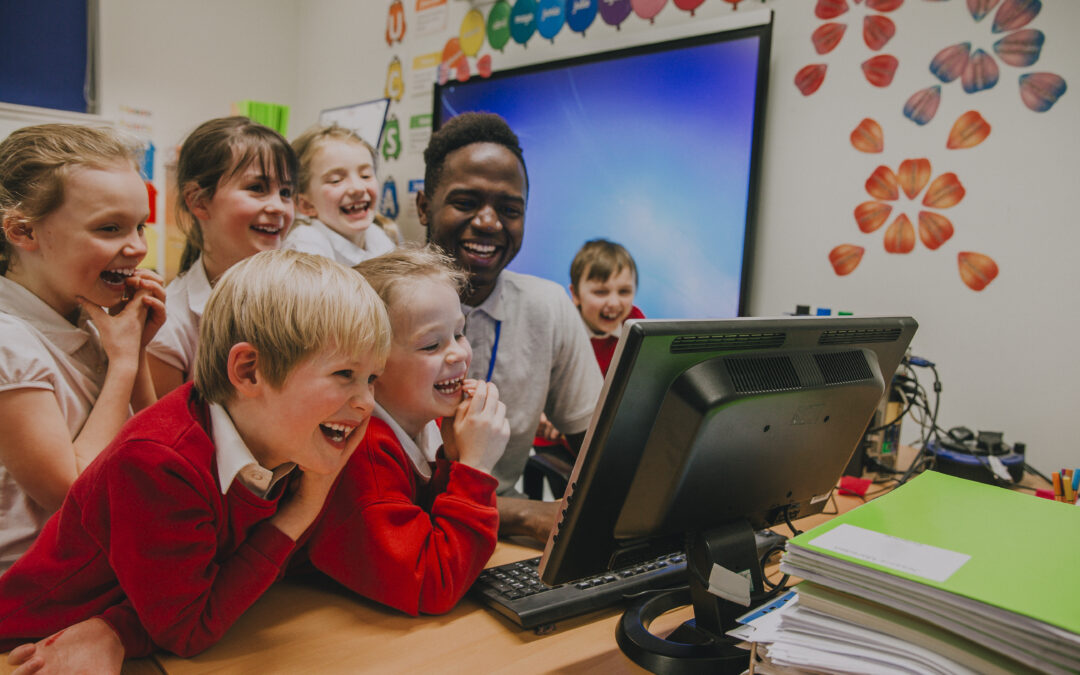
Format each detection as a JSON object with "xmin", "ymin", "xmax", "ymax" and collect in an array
[
  {"xmin": 94, "ymin": 439, "xmax": 296, "ymax": 657},
  {"xmin": 306, "ymin": 421, "xmax": 499, "ymax": 616}
]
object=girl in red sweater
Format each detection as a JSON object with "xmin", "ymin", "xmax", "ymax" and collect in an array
[{"xmin": 339, "ymin": 246, "xmax": 509, "ymax": 615}]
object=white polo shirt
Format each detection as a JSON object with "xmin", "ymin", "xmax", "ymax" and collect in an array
[
  {"xmin": 209, "ymin": 402, "xmax": 295, "ymax": 499},
  {"xmin": 147, "ymin": 257, "xmax": 212, "ymax": 380},
  {"xmin": 0, "ymin": 275, "xmax": 110, "ymax": 572},
  {"xmin": 463, "ymin": 271, "xmax": 603, "ymax": 495},
  {"xmin": 284, "ymin": 219, "xmax": 396, "ymax": 267}
]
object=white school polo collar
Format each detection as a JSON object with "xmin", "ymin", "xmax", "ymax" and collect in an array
[
  {"xmin": 0, "ymin": 275, "xmax": 94, "ymax": 355},
  {"xmin": 209, "ymin": 402, "xmax": 295, "ymax": 498},
  {"xmin": 310, "ymin": 219, "xmax": 396, "ymax": 264},
  {"xmin": 186, "ymin": 257, "xmax": 213, "ymax": 317},
  {"xmin": 372, "ymin": 403, "xmax": 440, "ymax": 482}
]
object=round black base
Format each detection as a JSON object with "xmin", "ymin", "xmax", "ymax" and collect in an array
[{"xmin": 615, "ymin": 588, "xmax": 750, "ymax": 675}]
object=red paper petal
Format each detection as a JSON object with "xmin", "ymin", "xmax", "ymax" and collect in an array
[
  {"xmin": 850, "ymin": 118, "xmax": 884, "ymax": 153},
  {"xmin": 946, "ymin": 111, "xmax": 991, "ymax": 149},
  {"xmin": 917, "ymin": 211, "xmax": 954, "ymax": 249},
  {"xmin": 958, "ymin": 251, "xmax": 999, "ymax": 290},
  {"xmin": 897, "ymin": 158, "xmax": 931, "ymax": 200},
  {"xmin": 830, "ymin": 244, "xmax": 865, "ymax": 275},
  {"xmin": 865, "ymin": 0, "xmax": 903, "ymax": 11},
  {"xmin": 863, "ymin": 15, "xmax": 896, "ymax": 50},
  {"xmin": 923, "ymin": 173, "xmax": 965, "ymax": 208},
  {"xmin": 812, "ymin": 22, "xmax": 847, "ymax": 55},
  {"xmin": 815, "ymin": 0, "xmax": 849, "ymax": 20},
  {"xmin": 862, "ymin": 54, "xmax": 899, "ymax": 88},
  {"xmin": 795, "ymin": 64, "xmax": 828, "ymax": 96},
  {"xmin": 866, "ymin": 165, "xmax": 899, "ymax": 201},
  {"xmin": 855, "ymin": 201, "xmax": 892, "ymax": 233},
  {"xmin": 884, "ymin": 214, "xmax": 915, "ymax": 253}
]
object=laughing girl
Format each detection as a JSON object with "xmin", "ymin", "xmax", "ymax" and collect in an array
[{"xmin": 0, "ymin": 124, "xmax": 166, "ymax": 571}]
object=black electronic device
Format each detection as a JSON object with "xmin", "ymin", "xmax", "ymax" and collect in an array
[
  {"xmin": 473, "ymin": 531, "xmax": 787, "ymax": 631},
  {"xmin": 538, "ymin": 316, "xmax": 918, "ymax": 674},
  {"xmin": 928, "ymin": 428, "xmax": 1026, "ymax": 484}
]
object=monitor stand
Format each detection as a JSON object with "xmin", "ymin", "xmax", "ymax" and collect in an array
[{"xmin": 615, "ymin": 520, "xmax": 762, "ymax": 675}]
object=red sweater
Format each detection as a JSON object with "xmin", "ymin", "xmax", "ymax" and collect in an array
[
  {"xmin": 305, "ymin": 417, "xmax": 499, "ymax": 616},
  {"xmin": 591, "ymin": 306, "xmax": 645, "ymax": 375},
  {"xmin": 0, "ymin": 386, "xmax": 499, "ymax": 657},
  {"xmin": 0, "ymin": 384, "xmax": 295, "ymax": 657}
]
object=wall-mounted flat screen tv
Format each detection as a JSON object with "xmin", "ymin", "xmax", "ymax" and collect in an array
[{"xmin": 433, "ymin": 13, "xmax": 772, "ymax": 319}]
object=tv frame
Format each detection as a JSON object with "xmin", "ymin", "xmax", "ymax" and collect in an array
[{"xmin": 432, "ymin": 13, "xmax": 773, "ymax": 319}]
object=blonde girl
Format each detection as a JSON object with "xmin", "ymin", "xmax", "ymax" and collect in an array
[
  {"xmin": 146, "ymin": 116, "xmax": 297, "ymax": 396},
  {"xmin": 285, "ymin": 125, "xmax": 401, "ymax": 265},
  {"xmin": 0, "ymin": 124, "xmax": 166, "ymax": 571}
]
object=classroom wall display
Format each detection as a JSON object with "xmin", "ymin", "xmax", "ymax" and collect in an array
[
  {"xmin": 567, "ymin": 0, "xmax": 599, "ymax": 34},
  {"xmin": 797, "ymin": 0, "xmax": 902, "ymax": 94},
  {"xmin": 832, "ymin": 112, "xmax": 998, "ymax": 291},
  {"xmin": 903, "ymin": 0, "xmax": 1066, "ymax": 124},
  {"xmin": 387, "ymin": 0, "xmax": 407, "ymax": 45}
]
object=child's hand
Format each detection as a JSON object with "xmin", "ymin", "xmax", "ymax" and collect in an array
[
  {"xmin": 7, "ymin": 618, "xmax": 124, "ymax": 675},
  {"xmin": 443, "ymin": 380, "xmax": 509, "ymax": 474},
  {"xmin": 126, "ymin": 269, "xmax": 167, "ymax": 349},
  {"xmin": 535, "ymin": 412, "xmax": 563, "ymax": 442}
]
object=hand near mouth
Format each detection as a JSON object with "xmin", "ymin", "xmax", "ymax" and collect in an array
[{"xmin": 441, "ymin": 380, "xmax": 509, "ymax": 474}]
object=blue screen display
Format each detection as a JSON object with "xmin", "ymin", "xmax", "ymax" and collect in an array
[{"xmin": 437, "ymin": 31, "xmax": 767, "ymax": 319}]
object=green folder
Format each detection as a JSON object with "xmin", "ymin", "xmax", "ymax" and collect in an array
[{"xmin": 787, "ymin": 471, "xmax": 1080, "ymax": 635}]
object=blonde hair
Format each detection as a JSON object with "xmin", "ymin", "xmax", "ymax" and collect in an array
[
  {"xmin": 353, "ymin": 244, "xmax": 466, "ymax": 310},
  {"xmin": 0, "ymin": 123, "xmax": 140, "ymax": 275},
  {"xmin": 290, "ymin": 124, "xmax": 400, "ymax": 243},
  {"xmin": 175, "ymin": 117, "xmax": 298, "ymax": 274},
  {"xmin": 569, "ymin": 238, "xmax": 638, "ymax": 291},
  {"xmin": 194, "ymin": 249, "xmax": 390, "ymax": 403}
]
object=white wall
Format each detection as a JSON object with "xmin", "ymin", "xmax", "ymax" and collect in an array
[
  {"xmin": 92, "ymin": 0, "xmax": 1078, "ymax": 475},
  {"xmin": 98, "ymin": 0, "xmax": 300, "ymax": 174},
  {"xmin": 291, "ymin": 0, "xmax": 1079, "ymax": 475}
]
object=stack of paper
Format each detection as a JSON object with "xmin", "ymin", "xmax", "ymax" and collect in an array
[{"xmin": 742, "ymin": 472, "xmax": 1080, "ymax": 674}]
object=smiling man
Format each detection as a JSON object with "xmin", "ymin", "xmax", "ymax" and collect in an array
[{"xmin": 417, "ymin": 113, "xmax": 603, "ymax": 543}]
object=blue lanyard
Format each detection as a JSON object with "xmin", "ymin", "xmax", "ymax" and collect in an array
[{"xmin": 485, "ymin": 320, "xmax": 501, "ymax": 382}]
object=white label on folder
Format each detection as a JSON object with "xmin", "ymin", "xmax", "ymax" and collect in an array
[{"xmin": 808, "ymin": 523, "xmax": 971, "ymax": 583}]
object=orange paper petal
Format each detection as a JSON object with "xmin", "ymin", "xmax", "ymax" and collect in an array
[
  {"xmin": 897, "ymin": 158, "xmax": 931, "ymax": 200},
  {"xmin": 795, "ymin": 64, "xmax": 828, "ymax": 96},
  {"xmin": 855, "ymin": 201, "xmax": 892, "ymax": 233},
  {"xmin": 863, "ymin": 15, "xmax": 896, "ymax": 50},
  {"xmin": 862, "ymin": 54, "xmax": 899, "ymax": 87},
  {"xmin": 850, "ymin": 118, "xmax": 884, "ymax": 153},
  {"xmin": 923, "ymin": 173, "xmax": 965, "ymax": 208},
  {"xmin": 812, "ymin": 23, "xmax": 847, "ymax": 55},
  {"xmin": 917, "ymin": 211, "xmax": 954, "ymax": 249},
  {"xmin": 884, "ymin": 213, "xmax": 915, "ymax": 253},
  {"xmin": 947, "ymin": 111, "xmax": 991, "ymax": 149},
  {"xmin": 958, "ymin": 251, "xmax": 999, "ymax": 290},
  {"xmin": 830, "ymin": 244, "xmax": 865, "ymax": 276},
  {"xmin": 866, "ymin": 165, "xmax": 899, "ymax": 200}
]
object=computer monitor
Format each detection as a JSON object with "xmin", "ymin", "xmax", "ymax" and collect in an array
[{"xmin": 538, "ymin": 316, "xmax": 918, "ymax": 673}]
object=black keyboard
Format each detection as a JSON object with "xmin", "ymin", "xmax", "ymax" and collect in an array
[{"xmin": 471, "ymin": 552, "xmax": 687, "ymax": 629}]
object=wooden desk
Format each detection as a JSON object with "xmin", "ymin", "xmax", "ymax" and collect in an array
[{"xmin": 3, "ymin": 453, "xmax": 1050, "ymax": 675}]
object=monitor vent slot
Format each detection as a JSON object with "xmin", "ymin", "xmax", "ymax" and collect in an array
[
  {"xmin": 818, "ymin": 328, "xmax": 902, "ymax": 345},
  {"xmin": 725, "ymin": 356, "xmax": 801, "ymax": 393},
  {"xmin": 670, "ymin": 332, "xmax": 786, "ymax": 354},
  {"xmin": 814, "ymin": 350, "xmax": 872, "ymax": 384}
]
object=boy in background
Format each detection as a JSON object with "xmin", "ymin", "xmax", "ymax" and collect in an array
[
  {"xmin": 0, "ymin": 250, "xmax": 389, "ymax": 670},
  {"xmin": 568, "ymin": 239, "xmax": 644, "ymax": 376}
]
